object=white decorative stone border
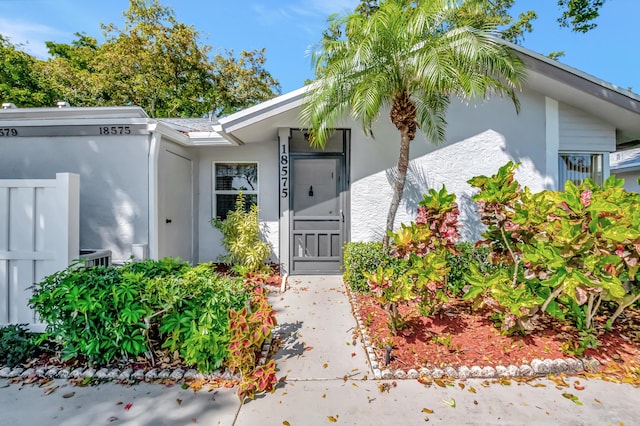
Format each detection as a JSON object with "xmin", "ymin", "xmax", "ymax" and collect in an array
[
  {"xmin": 0, "ymin": 328, "xmax": 278, "ymax": 384},
  {"xmin": 0, "ymin": 364, "xmax": 241, "ymax": 382},
  {"xmin": 346, "ymin": 286, "xmax": 600, "ymax": 380}
]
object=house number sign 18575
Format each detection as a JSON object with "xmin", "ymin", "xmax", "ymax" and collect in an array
[{"xmin": 280, "ymin": 143, "xmax": 289, "ymax": 198}]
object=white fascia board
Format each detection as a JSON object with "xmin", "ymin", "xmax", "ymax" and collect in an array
[
  {"xmin": 151, "ymin": 122, "xmax": 232, "ymax": 146},
  {"xmin": 0, "ymin": 117, "xmax": 151, "ymax": 127},
  {"xmin": 505, "ymin": 40, "xmax": 640, "ymax": 111},
  {"xmin": 147, "ymin": 121, "xmax": 191, "ymax": 146},
  {"xmin": 610, "ymin": 163, "xmax": 640, "ymax": 173},
  {"xmin": 0, "ymin": 106, "xmax": 149, "ymax": 121},
  {"xmin": 216, "ymin": 86, "xmax": 310, "ymax": 135},
  {"xmin": 188, "ymin": 131, "xmax": 234, "ymax": 146}
]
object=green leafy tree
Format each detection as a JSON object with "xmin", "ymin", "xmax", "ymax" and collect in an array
[
  {"xmin": 302, "ymin": 0, "xmax": 524, "ymax": 249},
  {"xmin": 209, "ymin": 49, "xmax": 281, "ymax": 116},
  {"xmin": 355, "ymin": 0, "xmax": 607, "ymax": 39},
  {"xmin": 557, "ymin": 0, "xmax": 605, "ymax": 33},
  {"xmin": 38, "ymin": 33, "xmax": 103, "ymax": 107},
  {"xmin": 0, "ymin": 35, "xmax": 54, "ymax": 107},
  {"xmin": 92, "ymin": 0, "xmax": 214, "ymax": 117},
  {"xmin": 93, "ymin": 0, "xmax": 280, "ymax": 117},
  {"xmin": 3, "ymin": 0, "xmax": 280, "ymax": 115}
]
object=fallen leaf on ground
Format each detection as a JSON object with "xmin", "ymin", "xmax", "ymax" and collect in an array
[
  {"xmin": 124, "ymin": 403, "xmax": 133, "ymax": 411},
  {"xmin": 323, "ymin": 363, "xmax": 328, "ymax": 369},
  {"xmin": 44, "ymin": 385, "xmax": 58, "ymax": 395},
  {"xmin": 468, "ymin": 387, "xmax": 477, "ymax": 394},
  {"xmin": 458, "ymin": 383, "xmax": 465, "ymax": 390},
  {"xmin": 62, "ymin": 392, "xmax": 75, "ymax": 399},
  {"xmin": 107, "ymin": 416, "xmax": 118, "ymax": 423},
  {"xmin": 379, "ymin": 383, "xmax": 391, "ymax": 393},
  {"xmin": 442, "ymin": 398, "xmax": 456, "ymax": 408},
  {"xmin": 422, "ymin": 408, "xmax": 434, "ymax": 414},
  {"xmin": 561, "ymin": 393, "xmax": 583, "ymax": 406},
  {"xmin": 327, "ymin": 415, "xmax": 338, "ymax": 422},
  {"xmin": 283, "ymin": 422, "xmax": 291, "ymax": 426},
  {"xmin": 176, "ymin": 399, "xmax": 182, "ymax": 405}
]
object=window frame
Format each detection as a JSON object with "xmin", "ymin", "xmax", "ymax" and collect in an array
[
  {"xmin": 558, "ymin": 152, "xmax": 606, "ymax": 187},
  {"xmin": 212, "ymin": 161, "xmax": 259, "ymax": 220}
]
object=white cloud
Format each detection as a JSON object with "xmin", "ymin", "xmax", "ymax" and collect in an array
[
  {"xmin": 309, "ymin": 0, "xmax": 359, "ymax": 15},
  {"xmin": 251, "ymin": 0, "xmax": 358, "ymax": 28},
  {"xmin": 251, "ymin": 4, "xmax": 297, "ymax": 26},
  {"xmin": 0, "ymin": 17, "xmax": 69, "ymax": 58}
]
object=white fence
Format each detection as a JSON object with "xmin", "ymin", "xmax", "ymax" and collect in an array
[{"xmin": 0, "ymin": 173, "xmax": 79, "ymax": 332}]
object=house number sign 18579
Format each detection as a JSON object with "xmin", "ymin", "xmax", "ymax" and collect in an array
[
  {"xmin": 0, "ymin": 128, "xmax": 18, "ymax": 136},
  {"xmin": 280, "ymin": 143, "xmax": 289, "ymax": 198}
]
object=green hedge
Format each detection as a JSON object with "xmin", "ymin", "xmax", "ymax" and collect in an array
[
  {"xmin": 343, "ymin": 242, "xmax": 409, "ymax": 292},
  {"xmin": 343, "ymin": 241, "xmax": 497, "ymax": 295},
  {"xmin": 445, "ymin": 242, "xmax": 497, "ymax": 296},
  {"xmin": 343, "ymin": 242, "xmax": 385, "ymax": 292}
]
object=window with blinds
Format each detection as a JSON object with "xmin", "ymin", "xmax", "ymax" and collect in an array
[
  {"xmin": 558, "ymin": 153, "xmax": 603, "ymax": 187},
  {"xmin": 213, "ymin": 162, "xmax": 258, "ymax": 220}
]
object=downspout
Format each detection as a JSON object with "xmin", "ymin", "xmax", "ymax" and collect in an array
[{"xmin": 148, "ymin": 125, "xmax": 161, "ymax": 260}]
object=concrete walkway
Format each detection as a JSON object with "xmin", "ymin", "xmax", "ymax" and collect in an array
[{"xmin": 1, "ymin": 275, "xmax": 640, "ymax": 425}]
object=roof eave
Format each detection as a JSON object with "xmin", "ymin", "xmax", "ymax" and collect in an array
[{"xmin": 214, "ymin": 86, "xmax": 310, "ymax": 144}]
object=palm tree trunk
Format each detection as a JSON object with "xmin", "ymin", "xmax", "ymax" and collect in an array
[{"xmin": 382, "ymin": 128, "xmax": 411, "ymax": 250}]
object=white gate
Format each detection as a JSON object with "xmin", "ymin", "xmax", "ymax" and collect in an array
[{"xmin": 0, "ymin": 173, "xmax": 79, "ymax": 332}]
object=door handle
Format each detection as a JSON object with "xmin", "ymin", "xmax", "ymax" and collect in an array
[
  {"xmin": 166, "ymin": 219, "xmax": 172, "ymax": 224},
  {"xmin": 340, "ymin": 209, "xmax": 344, "ymax": 223}
]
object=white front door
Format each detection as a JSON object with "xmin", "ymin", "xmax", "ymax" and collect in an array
[{"xmin": 161, "ymin": 150, "xmax": 193, "ymax": 262}]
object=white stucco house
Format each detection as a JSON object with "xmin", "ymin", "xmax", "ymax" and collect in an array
[{"xmin": 2, "ymin": 43, "xmax": 640, "ymax": 277}]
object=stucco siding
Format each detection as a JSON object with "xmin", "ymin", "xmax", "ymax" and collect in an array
[
  {"xmin": 559, "ymin": 103, "xmax": 615, "ymax": 152},
  {"xmin": 197, "ymin": 142, "xmax": 279, "ymax": 263},
  {"xmin": 0, "ymin": 135, "xmax": 150, "ymax": 261},
  {"xmin": 350, "ymin": 91, "xmax": 547, "ymax": 242}
]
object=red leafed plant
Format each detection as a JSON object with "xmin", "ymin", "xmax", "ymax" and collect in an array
[
  {"xmin": 228, "ymin": 285, "xmax": 278, "ymax": 400},
  {"xmin": 237, "ymin": 360, "xmax": 278, "ymax": 400}
]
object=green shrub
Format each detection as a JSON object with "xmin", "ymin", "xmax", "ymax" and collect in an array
[
  {"xmin": 30, "ymin": 262, "xmax": 153, "ymax": 363},
  {"xmin": 29, "ymin": 259, "xmax": 260, "ymax": 372},
  {"xmin": 151, "ymin": 264, "xmax": 250, "ymax": 372},
  {"xmin": 212, "ymin": 193, "xmax": 271, "ymax": 274},
  {"xmin": 343, "ymin": 242, "xmax": 402, "ymax": 293},
  {"xmin": 446, "ymin": 242, "xmax": 497, "ymax": 296},
  {"xmin": 0, "ymin": 324, "xmax": 36, "ymax": 368}
]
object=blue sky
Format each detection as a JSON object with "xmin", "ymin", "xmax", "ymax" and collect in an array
[{"xmin": 0, "ymin": 0, "xmax": 638, "ymax": 94}]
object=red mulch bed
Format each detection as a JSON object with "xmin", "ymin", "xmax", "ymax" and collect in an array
[{"xmin": 354, "ymin": 293, "xmax": 640, "ymax": 372}]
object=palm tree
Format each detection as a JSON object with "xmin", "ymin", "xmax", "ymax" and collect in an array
[{"xmin": 301, "ymin": 0, "xmax": 525, "ymax": 249}]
